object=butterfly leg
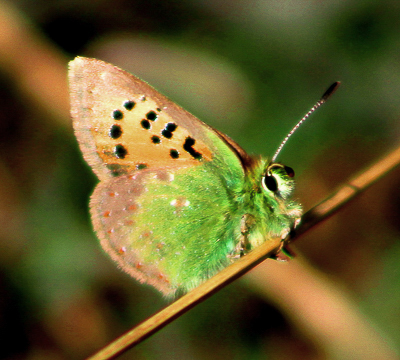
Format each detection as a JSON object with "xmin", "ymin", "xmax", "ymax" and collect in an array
[
  {"xmin": 272, "ymin": 244, "xmax": 296, "ymax": 261},
  {"xmin": 228, "ymin": 214, "xmax": 256, "ymax": 260},
  {"xmin": 271, "ymin": 217, "xmax": 301, "ymax": 261}
]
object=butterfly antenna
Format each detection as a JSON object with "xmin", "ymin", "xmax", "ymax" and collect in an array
[{"xmin": 271, "ymin": 81, "xmax": 341, "ymax": 163}]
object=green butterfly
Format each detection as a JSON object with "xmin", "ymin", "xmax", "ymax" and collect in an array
[{"xmin": 69, "ymin": 57, "xmax": 337, "ymax": 296}]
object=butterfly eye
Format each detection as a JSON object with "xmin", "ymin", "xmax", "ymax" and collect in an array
[
  {"xmin": 284, "ymin": 166, "xmax": 295, "ymax": 178},
  {"xmin": 263, "ymin": 175, "xmax": 278, "ymax": 192}
]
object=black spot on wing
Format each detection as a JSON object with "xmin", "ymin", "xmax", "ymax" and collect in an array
[
  {"xmin": 123, "ymin": 100, "xmax": 135, "ymax": 110},
  {"xmin": 165, "ymin": 123, "xmax": 177, "ymax": 132},
  {"xmin": 162, "ymin": 130, "xmax": 173, "ymax": 139},
  {"xmin": 112, "ymin": 109, "xmax": 123, "ymax": 120},
  {"xmin": 106, "ymin": 164, "xmax": 129, "ymax": 177},
  {"xmin": 161, "ymin": 122, "xmax": 177, "ymax": 139},
  {"xmin": 136, "ymin": 163, "xmax": 148, "ymax": 170},
  {"xmin": 109, "ymin": 124, "xmax": 122, "ymax": 139},
  {"xmin": 146, "ymin": 111, "xmax": 158, "ymax": 121},
  {"xmin": 183, "ymin": 137, "xmax": 202, "ymax": 160},
  {"xmin": 170, "ymin": 149, "xmax": 179, "ymax": 159},
  {"xmin": 151, "ymin": 135, "xmax": 161, "ymax": 144},
  {"xmin": 141, "ymin": 119, "xmax": 151, "ymax": 130},
  {"xmin": 115, "ymin": 144, "xmax": 128, "ymax": 159}
]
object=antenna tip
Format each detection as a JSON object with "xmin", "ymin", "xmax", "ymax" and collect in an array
[{"xmin": 321, "ymin": 81, "xmax": 341, "ymax": 101}]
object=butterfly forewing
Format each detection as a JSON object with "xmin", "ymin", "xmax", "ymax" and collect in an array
[{"xmin": 69, "ymin": 57, "xmax": 226, "ymax": 180}]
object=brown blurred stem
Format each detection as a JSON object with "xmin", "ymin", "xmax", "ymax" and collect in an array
[{"xmin": 87, "ymin": 144, "xmax": 400, "ymax": 360}]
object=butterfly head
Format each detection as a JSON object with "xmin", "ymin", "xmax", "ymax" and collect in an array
[
  {"xmin": 261, "ymin": 163, "xmax": 296, "ymax": 200},
  {"xmin": 262, "ymin": 82, "xmax": 340, "ymax": 200}
]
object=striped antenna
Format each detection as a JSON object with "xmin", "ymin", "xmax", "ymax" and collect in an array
[{"xmin": 271, "ymin": 81, "xmax": 340, "ymax": 163}]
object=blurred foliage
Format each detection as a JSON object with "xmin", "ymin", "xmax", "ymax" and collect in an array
[{"xmin": 0, "ymin": 0, "xmax": 400, "ymax": 359}]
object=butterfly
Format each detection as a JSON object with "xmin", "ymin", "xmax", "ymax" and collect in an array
[{"xmin": 69, "ymin": 57, "xmax": 337, "ymax": 297}]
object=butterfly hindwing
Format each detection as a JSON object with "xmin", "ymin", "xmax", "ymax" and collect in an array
[{"xmin": 91, "ymin": 163, "xmax": 244, "ymax": 295}]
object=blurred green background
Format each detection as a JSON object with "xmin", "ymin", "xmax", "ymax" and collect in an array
[{"xmin": 1, "ymin": 0, "xmax": 400, "ymax": 359}]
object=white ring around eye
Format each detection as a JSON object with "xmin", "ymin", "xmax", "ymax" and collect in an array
[{"xmin": 261, "ymin": 176, "xmax": 267, "ymax": 191}]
